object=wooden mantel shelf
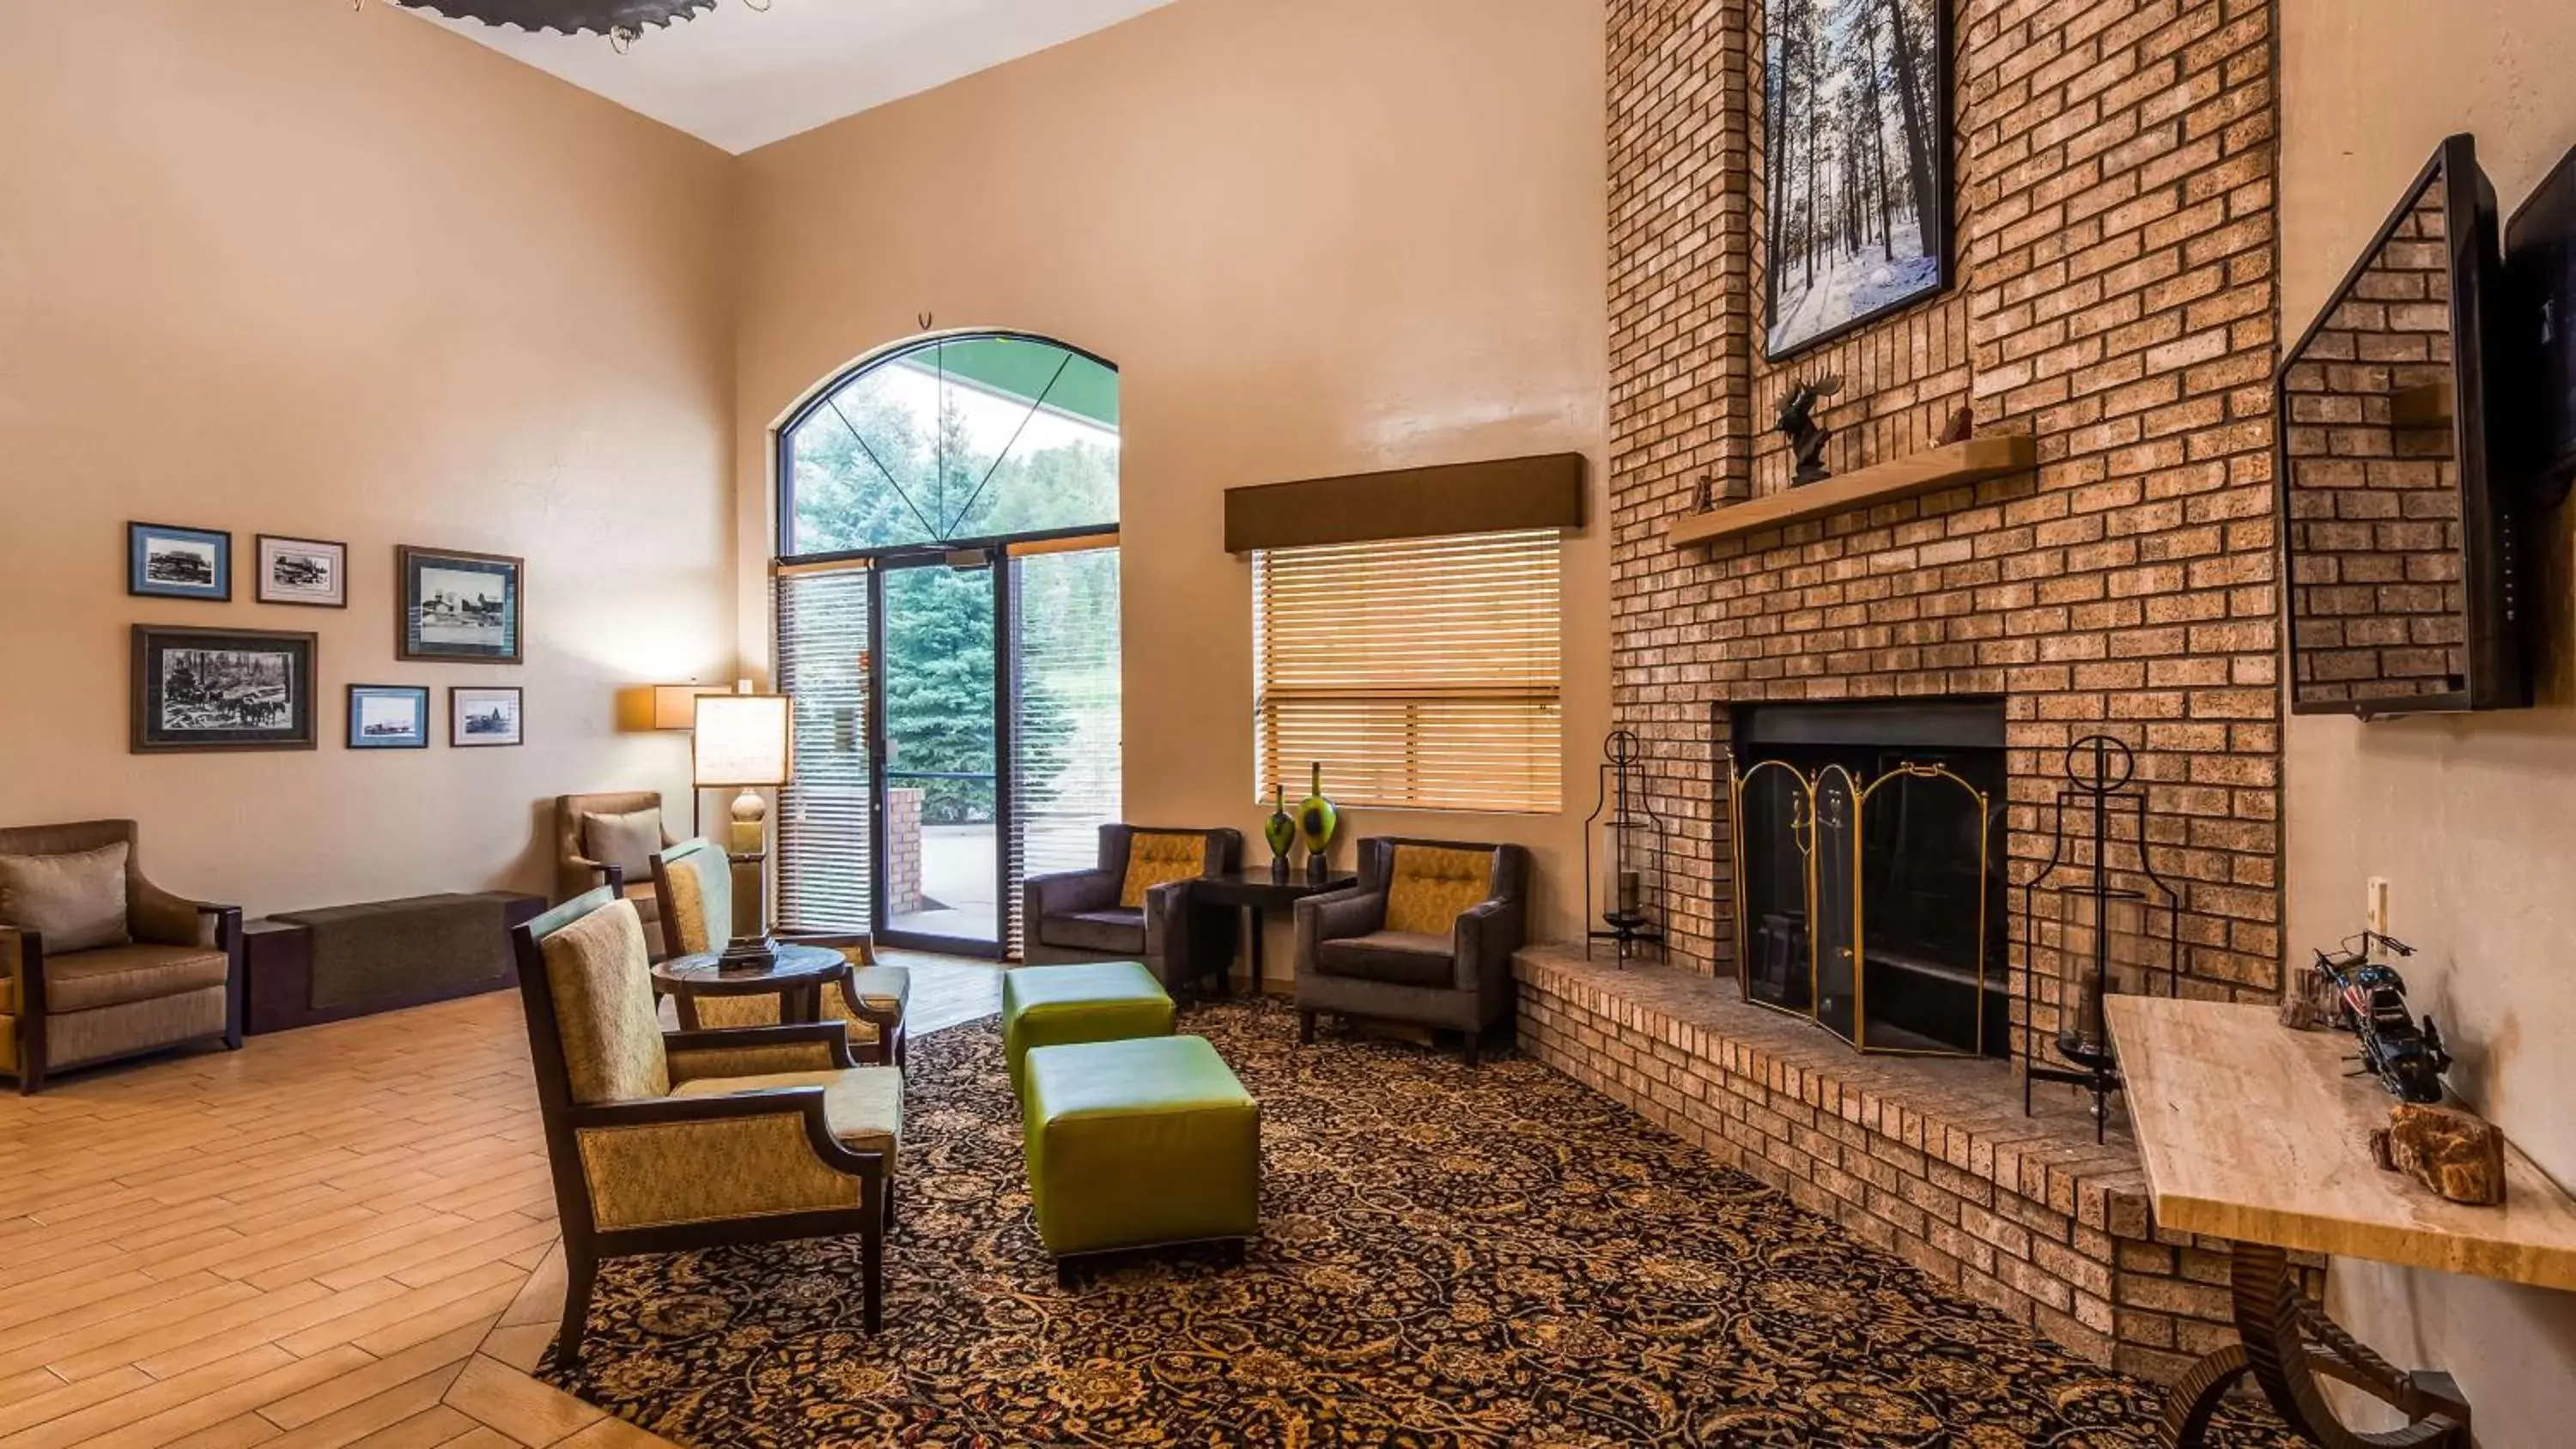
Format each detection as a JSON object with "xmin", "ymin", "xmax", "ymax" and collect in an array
[{"xmin": 1665, "ymin": 434, "xmax": 2038, "ymax": 549}]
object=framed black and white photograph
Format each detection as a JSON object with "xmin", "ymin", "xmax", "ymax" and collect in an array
[
  {"xmin": 127, "ymin": 522, "xmax": 232, "ymax": 602},
  {"xmin": 398, "ymin": 545, "xmax": 523, "ymax": 664},
  {"xmin": 256, "ymin": 534, "xmax": 349, "ymax": 608},
  {"xmin": 347, "ymin": 685, "xmax": 430, "ymax": 749},
  {"xmin": 1763, "ymin": 0, "xmax": 1952, "ymax": 359},
  {"xmin": 450, "ymin": 686, "xmax": 524, "ymax": 748},
  {"xmin": 131, "ymin": 625, "xmax": 317, "ymax": 753}
]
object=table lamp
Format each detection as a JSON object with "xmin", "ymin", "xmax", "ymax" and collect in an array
[{"xmin": 693, "ymin": 684, "xmax": 793, "ymax": 968}]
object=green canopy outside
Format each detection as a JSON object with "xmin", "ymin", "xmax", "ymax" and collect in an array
[{"xmin": 892, "ymin": 336, "xmax": 1120, "ymax": 432}]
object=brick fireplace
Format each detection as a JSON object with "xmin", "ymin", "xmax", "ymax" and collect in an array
[{"xmin": 1543, "ymin": 0, "xmax": 2297, "ymax": 1379}]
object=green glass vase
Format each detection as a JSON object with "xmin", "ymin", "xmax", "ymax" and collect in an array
[
  {"xmin": 1263, "ymin": 785, "xmax": 1297, "ymax": 875},
  {"xmin": 1297, "ymin": 762, "xmax": 1339, "ymax": 872}
]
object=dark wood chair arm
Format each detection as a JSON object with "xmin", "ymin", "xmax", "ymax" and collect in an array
[
  {"xmin": 564, "ymin": 1088, "xmax": 887, "ymax": 1182},
  {"xmin": 197, "ymin": 903, "xmax": 244, "ymax": 952},
  {"xmin": 0, "ymin": 925, "xmax": 44, "ymax": 1017},
  {"xmin": 665, "ymin": 1022, "xmax": 861, "ymax": 1070}
]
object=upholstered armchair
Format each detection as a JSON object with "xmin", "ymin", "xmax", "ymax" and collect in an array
[
  {"xmin": 513, "ymin": 888, "xmax": 900, "ymax": 1363},
  {"xmin": 1293, "ymin": 837, "xmax": 1530, "ymax": 1065},
  {"xmin": 0, "ymin": 820, "xmax": 241, "ymax": 1094},
  {"xmin": 553, "ymin": 791, "xmax": 683, "ymax": 960},
  {"xmin": 1023, "ymin": 824, "xmax": 1242, "ymax": 994},
  {"xmin": 650, "ymin": 838, "xmax": 908, "ymax": 1065}
]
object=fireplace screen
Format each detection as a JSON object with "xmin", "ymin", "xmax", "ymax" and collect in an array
[{"xmin": 1730, "ymin": 755, "xmax": 2003, "ymax": 1057}]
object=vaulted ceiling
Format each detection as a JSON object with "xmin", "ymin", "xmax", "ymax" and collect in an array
[{"xmin": 405, "ymin": 0, "xmax": 1179, "ymax": 154}]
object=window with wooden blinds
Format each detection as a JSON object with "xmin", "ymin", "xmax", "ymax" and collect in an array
[
  {"xmin": 774, "ymin": 566, "xmax": 873, "ymax": 932},
  {"xmin": 1254, "ymin": 529, "xmax": 1563, "ymax": 814}
]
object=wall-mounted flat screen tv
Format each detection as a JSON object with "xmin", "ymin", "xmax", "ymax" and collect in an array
[
  {"xmin": 2506, "ymin": 144, "xmax": 2576, "ymax": 502},
  {"xmin": 2277, "ymin": 134, "xmax": 2530, "ymax": 718}
]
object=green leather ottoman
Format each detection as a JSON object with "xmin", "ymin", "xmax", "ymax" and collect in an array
[
  {"xmin": 1022, "ymin": 1034, "xmax": 1260, "ymax": 1276},
  {"xmin": 1000, "ymin": 961, "xmax": 1175, "ymax": 1097}
]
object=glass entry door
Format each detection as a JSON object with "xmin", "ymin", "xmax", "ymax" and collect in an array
[{"xmin": 877, "ymin": 555, "xmax": 1005, "ymax": 954}]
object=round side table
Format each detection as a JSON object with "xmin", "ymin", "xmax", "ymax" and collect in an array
[{"xmin": 653, "ymin": 943, "xmax": 846, "ymax": 1027}]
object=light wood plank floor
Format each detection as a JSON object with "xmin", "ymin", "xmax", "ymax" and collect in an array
[{"xmin": 0, "ymin": 953, "xmax": 1001, "ymax": 1449}]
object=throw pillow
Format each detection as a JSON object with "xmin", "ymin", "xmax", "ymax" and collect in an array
[
  {"xmin": 0, "ymin": 841, "xmax": 132, "ymax": 954},
  {"xmin": 583, "ymin": 807, "xmax": 665, "ymax": 885}
]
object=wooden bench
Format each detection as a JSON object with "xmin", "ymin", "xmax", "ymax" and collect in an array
[{"xmin": 243, "ymin": 890, "xmax": 544, "ymax": 1035}]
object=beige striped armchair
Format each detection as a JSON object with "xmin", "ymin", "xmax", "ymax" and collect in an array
[
  {"xmin": 512, "ymin": 888, "xmax": 900, "ymax": 1363},
  {"xmin": 648, "ymin": 838, "xmax": 908, "ymax": 1066}
]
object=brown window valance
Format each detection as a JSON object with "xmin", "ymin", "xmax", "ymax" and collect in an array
[{"xmin": 1223, "ymin": 453, "xmax": 1585, "ymax": 554}]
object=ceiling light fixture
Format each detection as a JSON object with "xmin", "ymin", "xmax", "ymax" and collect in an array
[{"xmin": 389, "ymin": 0, "xmax": 768, "ymax": 52}]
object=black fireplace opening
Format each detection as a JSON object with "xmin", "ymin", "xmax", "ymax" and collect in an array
[{"xmin": 1727, "ymin": 699, "xmax": 2008, "ymax": 1058}]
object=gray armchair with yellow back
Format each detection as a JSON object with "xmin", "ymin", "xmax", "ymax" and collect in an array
[
  {"xmin": 0, "ymin": 820, "xmax": 241, "ymax": 1094},
  {"xmin": 1022, "ymin": 824, "xmax": 1242, "ymax": 993},
  {"xmin": 650, "ymin": 838, "xmax": 908, "ymax": 1066},
  {"xmin": 1293, "ymin": 837, "xmax": 1530, "ymax": 1065},
  {"xmin": 553, "ymin": 791, "xmax": 683, "ymax": 961},
  {"xmin": 513, "ymin": 887, "xmax": 900, "ymax": 1363}
]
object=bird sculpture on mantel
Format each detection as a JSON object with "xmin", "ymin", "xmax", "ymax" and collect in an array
[{"xmin": 1775, "ymin": 374, "xmax": 1843, "ymax": 486}]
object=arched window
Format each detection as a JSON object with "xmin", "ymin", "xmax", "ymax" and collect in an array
[
  {"xmin": 771, "ymin": 332, "xmax": 1121, "ymax": 958},
  {"xmin": 779, "ymin": 333, "xmax": 1119, "ymax": 557}
]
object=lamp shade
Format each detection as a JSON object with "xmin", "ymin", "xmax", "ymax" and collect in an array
[
  {"xmin": 653, "ymin": 684, "xmax": 723, "ymax": 731},
  {"xmin": 693, "ymin": 694, "xmax": 792, "ymax": 787}
]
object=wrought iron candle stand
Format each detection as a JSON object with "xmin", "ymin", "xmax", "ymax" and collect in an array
[
  {"xmin": 2017, "ymin": 735, "xmax": 2178, "ymax": 1141},
  {"xmin": 1583, "ymin": 730, "xmax": 1666, "ymax": 966}
]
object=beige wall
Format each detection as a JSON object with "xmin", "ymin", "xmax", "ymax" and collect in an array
[
  {"xmin": 2280, "ymin": 3, "xmax": 2576, "ymax": 1440},
  {"xmin": 0, "ymin": 0, "xmax": 738, "ymax": 914},
  {"xmin": 731, "ymin": 0, "xmax": 1610, "ymax": 961}
]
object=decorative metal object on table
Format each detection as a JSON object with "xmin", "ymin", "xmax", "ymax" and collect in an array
[
  {"xmin": 1583, "ymin": 730, "xmax": 1665, "ymax": 966},
  {"xmin": 2308, "ymin": 930, "xmax": 2453, "ymax": 1104},
  {"xmin": 1262, "ymin": 785, "xmax": 1298, "ymax": 882},
  {"xmin": 1296, "ymin": 762, "xmax": 1340, "ymax": 884},
  {"xmin": 2015, "ymin": 735, "xmax": 2178, "ymax": 1142},
  {"xmin": 389, "ymin": 0, "xmax": 767, "ymax": 51},
  {"xmin": 1775, "ymin": 373, "xmax": 1843, "ymax": 485}
]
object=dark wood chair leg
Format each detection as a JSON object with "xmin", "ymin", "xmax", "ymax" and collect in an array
[
  {"xmin": 1462, "ymin": 1029, "xmax": 1482, "ymax": 1067},
  {"xmin": 883, "ymin": 1172, "xmax": 899, "ymax": 1233},
  {"xmin": 17, "ymin": 1014, "xmax": 43, "ymax": 1094},
  {"xmin": 556, "ymin": 1248, "xmax": 598, "ymax": 1367},
  {"xmin": 860, "ymin": 1187, "xmax": 885, "ymax": 1334},
  {"xmin": 1297, "ymin": 1010, "xmax": 1316, "ymax": 1046}
]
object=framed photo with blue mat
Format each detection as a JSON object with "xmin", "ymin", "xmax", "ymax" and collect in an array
[
  {"xmin": 398, "ymin": 545, "xmax": 522, "ymax": 664},
  {"xmin": 128, "ymin": 522, "xmax": 232, "ymax": 602},
  {"xmin": 347, "ymin": 685, "xmax": 430, "ymax": 750}
]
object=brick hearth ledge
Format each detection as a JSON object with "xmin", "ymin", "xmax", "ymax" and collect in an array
[{"xmin": 1511, "ymin": 944, "xmax": 2321, "ymax": 1380}]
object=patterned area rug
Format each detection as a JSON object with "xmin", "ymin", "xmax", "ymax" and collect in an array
[{"xmin": 551, "ymin": 1000, "xmax": 2293, "ymax": 1447}]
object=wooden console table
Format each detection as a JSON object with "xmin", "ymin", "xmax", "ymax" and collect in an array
[{"xmin": 2105, "ymin": 997, "xmax": 2576, "ymax": 1448}]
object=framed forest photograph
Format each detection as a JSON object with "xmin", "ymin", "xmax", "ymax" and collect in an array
[
  {"xmin": 131, "ymin": 625, "xmax": 318, "ymax": 753},
  {"xmin": 1763, "ymin": 0, "xmax": 1952, "ymax": 360}
]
